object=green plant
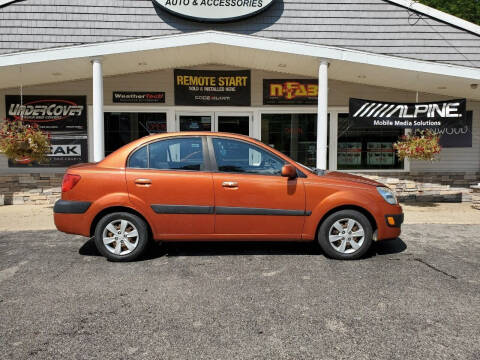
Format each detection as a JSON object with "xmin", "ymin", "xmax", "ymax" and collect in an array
[
  {"xmin": 393, "ymin": 129, "xmax": 441, "ymax": 161},
  {"xmin": 0, "ymin": 118, "xmax": 51, "ymax": 164}
]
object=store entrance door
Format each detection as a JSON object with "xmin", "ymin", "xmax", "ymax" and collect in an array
[{"xmin": 176, "ymin": 112, "xmax": 252, "ymax": 136}]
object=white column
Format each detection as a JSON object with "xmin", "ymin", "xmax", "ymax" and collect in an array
[
  {"xmin": 91, "ymin": 58, "xmax": 105, "ymax": 162},
  {"xmin": 316, "ymin": 60, "xmax": 329, "ymax": 170}
]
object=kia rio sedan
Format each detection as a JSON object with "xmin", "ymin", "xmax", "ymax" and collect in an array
[{"xmin": 54, "ymin": 132, "xmax": 403, "ymax": 261}]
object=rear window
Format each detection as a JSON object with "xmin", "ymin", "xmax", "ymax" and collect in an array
[{"xmin": 127, "ymin": 137, "xmax": 204, "ymax": 171}]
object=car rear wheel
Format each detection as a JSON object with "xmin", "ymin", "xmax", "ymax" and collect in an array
[
  {"xmin": 318, "ymin": 210, "xmax": 373, "ymax": 260},
  {"xmin": 94, "ymin": 212, "xmax": 149, "ymax": 262}
]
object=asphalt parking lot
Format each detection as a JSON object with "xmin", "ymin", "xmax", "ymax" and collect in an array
[{"xmin": 1, "ymin": 225, "xmax": 479, "ymax": 360}]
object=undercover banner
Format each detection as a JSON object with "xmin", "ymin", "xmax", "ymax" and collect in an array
[
  {"xmin": 349, "ymin": 98, "xmax": 466, "ymax": 129},
  {"xmin": 174, "ymin": 69, "xmax": 250, "ymax": 106},
  {"xmin": 5, "ymin": 95, "xmax": 87, "ymax": 133}
]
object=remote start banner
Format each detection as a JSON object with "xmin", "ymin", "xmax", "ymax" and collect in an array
[
  {"xmin": 5, "ymin": 95, "xmax": 87, "ymax": 133},
  {"xmin": 174, "ymin": 69, "xmax": 251, "ymax": 106}
]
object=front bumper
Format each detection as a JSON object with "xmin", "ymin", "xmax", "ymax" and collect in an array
[{"xmin": 385, "ymin": 213, "xmax": 404, "ymax": 228}]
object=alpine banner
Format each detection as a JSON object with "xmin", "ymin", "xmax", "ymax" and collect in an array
[
  {"xmin": 5, "ymin": 95, "xmax": 87, "ymax": 133},
  {"xmin": 349, "ymin": 98, "xmax": 471, "ymax": 148},
  {"xmin": 349, "ymin": 98, "xmax": 466, "ymax": 129}
]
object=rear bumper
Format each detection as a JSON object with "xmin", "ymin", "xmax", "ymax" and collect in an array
[
  {"xmin": 54, "ymin": 200, "xmax": 93, "ymax": 237},
  {"xmin": 53, "ymin": 200, "xmax": 91, "ymax": 214}
]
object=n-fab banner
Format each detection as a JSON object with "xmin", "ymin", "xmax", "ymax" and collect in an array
[
  {"xmin": 174, "ymin": 69, "xmax": 250, "ymax": 106},
  {"xmin": 349, "ymin": 98, "xmax": 466, "ymax": 129},
  {"xmin": 8, "ymin": 137, "xmax": 88, "ymax": 168},
  {"xmin": 263, "ymin": 79, "xmax": 318, "ymax": 105},
  {"xmin": 5, "ymin": 95, "xmax": 87, "ymax": 133}
]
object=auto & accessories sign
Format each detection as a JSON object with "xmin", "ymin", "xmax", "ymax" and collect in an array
[{"xmin": 153, "ymin": 0, "xmax": 274, "ymax": 22}]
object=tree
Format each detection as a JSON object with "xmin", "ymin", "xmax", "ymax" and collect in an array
[{"xmin": 418, "ymin": 0, "xmax": 480, "ymax": 25}]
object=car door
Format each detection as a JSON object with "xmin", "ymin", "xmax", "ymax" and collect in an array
[
  {"xmin": 125, "ymin": 136, "xmax": 214, "ymax": 237},
  {"xmin": 209, "ymin": 136, "xmax": 306, "ymax": 239}
]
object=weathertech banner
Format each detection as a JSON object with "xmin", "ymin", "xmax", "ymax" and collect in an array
[
  {"xmin": 349, "ymin": 98, "xmax": 467, "ymax": 129},
  {"xmin": 5, "ymin": 95, "xmax": 87, "ymax": 132},
  {"xmin": 113, "ymin": 91, "xmax": 165, "ymax": 103},
  {"xmin": 174, "ymin": 69, "xmax": 250, "ymax": 106},
  {"xmin": 263, "ymin": 79, "xmax": 318, "ymax": 105}
]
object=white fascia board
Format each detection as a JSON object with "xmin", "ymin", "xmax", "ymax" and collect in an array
[
  {"xmin": 0, "ymin": 31, "xmax": 479, "ymax": 81},
  {"xmin": 0, "ymin": 0, "xmax": 20, "ymax": 6},
  {"xmin": 387, "ymin": 0, "xmax": 480, "ymax": 36}
]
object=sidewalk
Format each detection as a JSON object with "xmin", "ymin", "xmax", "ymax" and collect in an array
[{"xmin": 0, "ymin": 203, "xmax": 478, "ymax": 232}]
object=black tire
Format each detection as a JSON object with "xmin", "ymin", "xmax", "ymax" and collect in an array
[
  {"xmin": 318, "ymin": 209, "xmax": 373, "ymax": 260},
  {"xmin": 94, "ymin": 212, "xmax": 149, "ymax": 262}
]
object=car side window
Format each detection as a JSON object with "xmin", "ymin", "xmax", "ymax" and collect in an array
[
  {"xmin": 212, "ymin": 138, "xmax": 284, "ymax": 175},
  {"xmin": 128, "ymin": 145, "xmax": 148, "ymax": 169},
  {"xmin": 128, "ymin": 137, "xmax": 204, "ymax": 171}
]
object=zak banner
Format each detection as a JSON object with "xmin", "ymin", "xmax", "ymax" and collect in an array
[
  {"xmin": 174, "ymin": 69, "xmax": 250, "ymax": 106},
  {"xmin": 5, "ymin": 95, "xmax": 87, "ymax": 133},
  {"xmin": 349, "ymin": 98, "xmax": 467, "ymax": 129},
  {"xmin": 8, "ymin": 136, "xmax": 88, "ymax": 168},
  {"xmin": 263, "ymin": 79, "xmax": 318, "ymax": 105}
]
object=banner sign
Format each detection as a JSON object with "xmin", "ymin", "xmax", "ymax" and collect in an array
[
  {"xmin": 153, "ymin": 0, "xmax": 275, "ymax": 22},
  {"xmin": 8, "ymin": 137, "xmax": 88, "ymax": 168},
  {"xmin": 5, "ymin": 95, "xmax": 87, "ymax": 132},
  {"xmin": 349, "ymin": 98, "xmax": 471, "ymax": 148},
  {"xmin": 113, "ymin": 91, "xmax": 165, "ymax": 103},
  {"xmin": 432, "ymin": 111, "xmax": 472, "ymax": 148},
  {"xmin": 263, "ymin": 79, "xmax": 318, "ymax": 105},
  {"xmin": 174, "ymin": 69, "xmax": 251, "ymax": 106},
  {"xmin": 349, "ymin": 98, "xmax": 466, "ymax": 129}
]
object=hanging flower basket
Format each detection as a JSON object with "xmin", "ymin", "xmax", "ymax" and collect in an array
[
  {"xmin": 0, "ymin": 118, "xmax": 51, "ymax": 164},
  {"xmin": 393, "ymin": 129, "xmax": 441, "ymax": 161}
]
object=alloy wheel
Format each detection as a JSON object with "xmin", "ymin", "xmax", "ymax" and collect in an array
[
  {"xmin": 102, "ymin": 219, "xmax": 139, "ymax": 256},
  {"xmin": 328, "ymin": 218, "xmax": 365, "ymax": 254}
]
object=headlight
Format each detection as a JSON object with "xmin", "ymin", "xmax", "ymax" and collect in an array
[{"xmin": 377, "ymin": 187, "xmax": 398, "ymax": 205}]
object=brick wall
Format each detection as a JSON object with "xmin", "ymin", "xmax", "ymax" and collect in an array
[
  {"xmin": 0, "ymin": 171, "xmax": 479, "ymax": 206},
  {"xmin": 0, "ymin": 173, "xmax": 63, "ymax": 205},
  {"xmin": 359, "ymin": 172, "xmax": 480, "ymax": 202}
]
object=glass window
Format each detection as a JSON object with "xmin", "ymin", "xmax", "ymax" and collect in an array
[
  {"xmin": 261, "ymin": 113, "xmax": 326, "ymax": 168},
  {"xmin": 212, "ymin": 138, "xmax": 284, "ymax": 175},
  {"xmin": 128, "ymin": 146, "xmax": 148, "ymax": 169},
  {"xmin": 337, "ymin": 113, "xmax": 404, "ymax": 170},
  {"xmin": 127, "ymin": 137, "xmax": 204, "ymax": 171},
  {"xmin": 179, "ymin": 115, "xmax": 211, "ymax": 131},
  {"xmin": 149, "ymin": 138, "xmax": 204, "ymax": 171},
  {"xmin": 104, "ymin": 112, "xmax": 166, "ymax": 155}
]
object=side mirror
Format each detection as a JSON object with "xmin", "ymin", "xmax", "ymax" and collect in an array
[{"xmin": 281, "ymin": 164, "xmax": 297, "ymax": 179}]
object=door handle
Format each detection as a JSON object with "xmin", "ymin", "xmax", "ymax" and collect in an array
[
  {"xmin": 222, "ymin": 181, "xmax": 238, "ymax": 188},
  {"xmin": 134, "ymin": 178, "xmax": 152, "ymax": 186}
]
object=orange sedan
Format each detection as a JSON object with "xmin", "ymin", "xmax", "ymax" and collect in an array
[{"xmin": 54, "ymin": 132, "xmax": 403, "ymax": 261}]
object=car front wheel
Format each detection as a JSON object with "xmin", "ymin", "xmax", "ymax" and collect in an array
[
  {"xmin": 318, "ymin": 210, "xmax": 373, "ymax": 260},
  {"xmin": 94, "ymin": 212, "xmax": 149, "ymax": 262}
]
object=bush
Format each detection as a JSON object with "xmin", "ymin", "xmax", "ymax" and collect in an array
[
  {"xmin": 393, "ymin": 129, "xmax": 441, "ymax": 161},
  {"xmin": 0, "ymin": 118, "xmax": 51, "ymax": 164}
]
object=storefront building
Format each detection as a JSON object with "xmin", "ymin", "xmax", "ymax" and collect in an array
[{"xmin": 0, "ymin": 0, "xmax": 479, "ymax": 204}]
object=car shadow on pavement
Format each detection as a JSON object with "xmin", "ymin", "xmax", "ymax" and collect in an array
[{"xmin": 79, "ymin": 237, "xmax": 407, "ymax": 261}]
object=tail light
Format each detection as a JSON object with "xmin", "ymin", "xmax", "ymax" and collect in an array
[{"xmin": 62, "ymin": 174, "xmax": 81, "ymax": 192}]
